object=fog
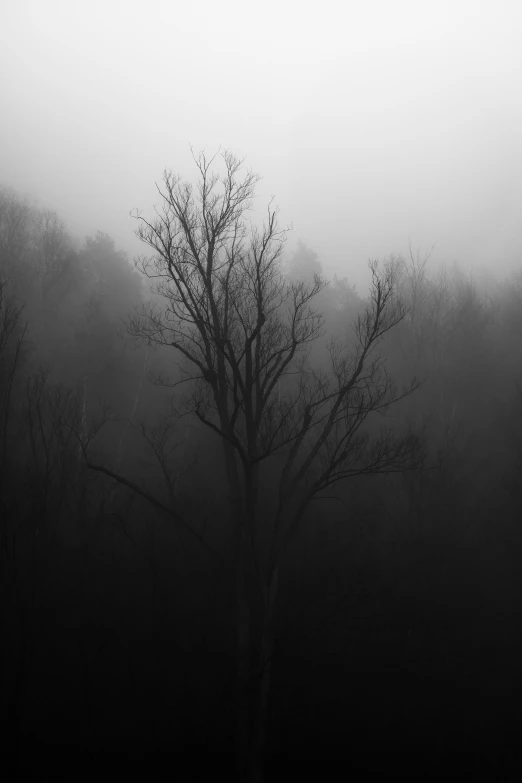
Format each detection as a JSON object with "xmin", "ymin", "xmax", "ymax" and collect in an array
[
  {"xmin": 2, "ymin": 0, "xmax": 521, "ymax": 290},
  {"xmin": 3, "ymin": 2, "xmax": 522, "ymax": 779}
]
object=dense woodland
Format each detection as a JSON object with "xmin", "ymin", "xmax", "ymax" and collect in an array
[{"xmin": 1, "ymin": 155, "xmax": 522, "ymax": 780}]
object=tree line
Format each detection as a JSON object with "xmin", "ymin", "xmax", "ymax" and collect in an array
[{"xmin": 1, "ymin": 154, "xmax": 522, "ymax": 780}]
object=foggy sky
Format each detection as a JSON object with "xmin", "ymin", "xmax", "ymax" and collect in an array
[{"xmin": 1, "ymin": 0, "xmax": 521, "ymax": 293}]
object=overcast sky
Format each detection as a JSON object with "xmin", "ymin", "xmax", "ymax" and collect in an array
[{"xmin": 1, "ymin": 0, "xmax": 521, "ymax": 292}]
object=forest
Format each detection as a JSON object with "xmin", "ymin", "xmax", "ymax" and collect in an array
[{"xmin": 1, "ymin": 152, "xmax": 522, "ymax": 781}]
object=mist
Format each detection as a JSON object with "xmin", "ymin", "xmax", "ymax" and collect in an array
[
  {"xmin": 2, "ymin": 1, "xmax": 522, "ymax": 780},
  {"xmin": 2, "ymin": 0, "xmax": 521, "ymax": 291}
]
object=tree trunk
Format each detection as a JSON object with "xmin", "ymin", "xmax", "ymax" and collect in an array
[
  {"xmin": 247, "ymin": 566, "xmax": 279, "ymax": 783},
  {"xmin": 218, "ymin": 437, "xmax": 253, "ymax": 780},
  {"xmin": 223, "ymin": 449, "xmax": 277, "ymax": 782},
  {"xmin": 235, "ymin": 519, "xmax": 253, "ymax": 781}
]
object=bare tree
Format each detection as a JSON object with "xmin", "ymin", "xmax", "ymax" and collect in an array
[
  {"xmin": 88, "ymin": 150, "xmax": 420, "ymax": 781},
  {"xmin": 31, "ymin": 208, "xmax": 71, "ymax": 305},
  {"xmin": 0, "ymin": 188, "xmax": 33, "ymax": 274}
]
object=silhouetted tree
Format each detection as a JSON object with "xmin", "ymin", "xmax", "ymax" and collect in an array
[{"xmin": 84, "ymin": 150, "xmax": 420, "ymax": 781}]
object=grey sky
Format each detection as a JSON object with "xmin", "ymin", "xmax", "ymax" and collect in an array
[{"xmin": 1, "ymin": 0, "xmax": 521, "ymax": 292}]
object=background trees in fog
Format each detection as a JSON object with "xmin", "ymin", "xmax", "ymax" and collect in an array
[{"xmin": 1, "ymin": 163, "xmax": 522, "ymax": 780}]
